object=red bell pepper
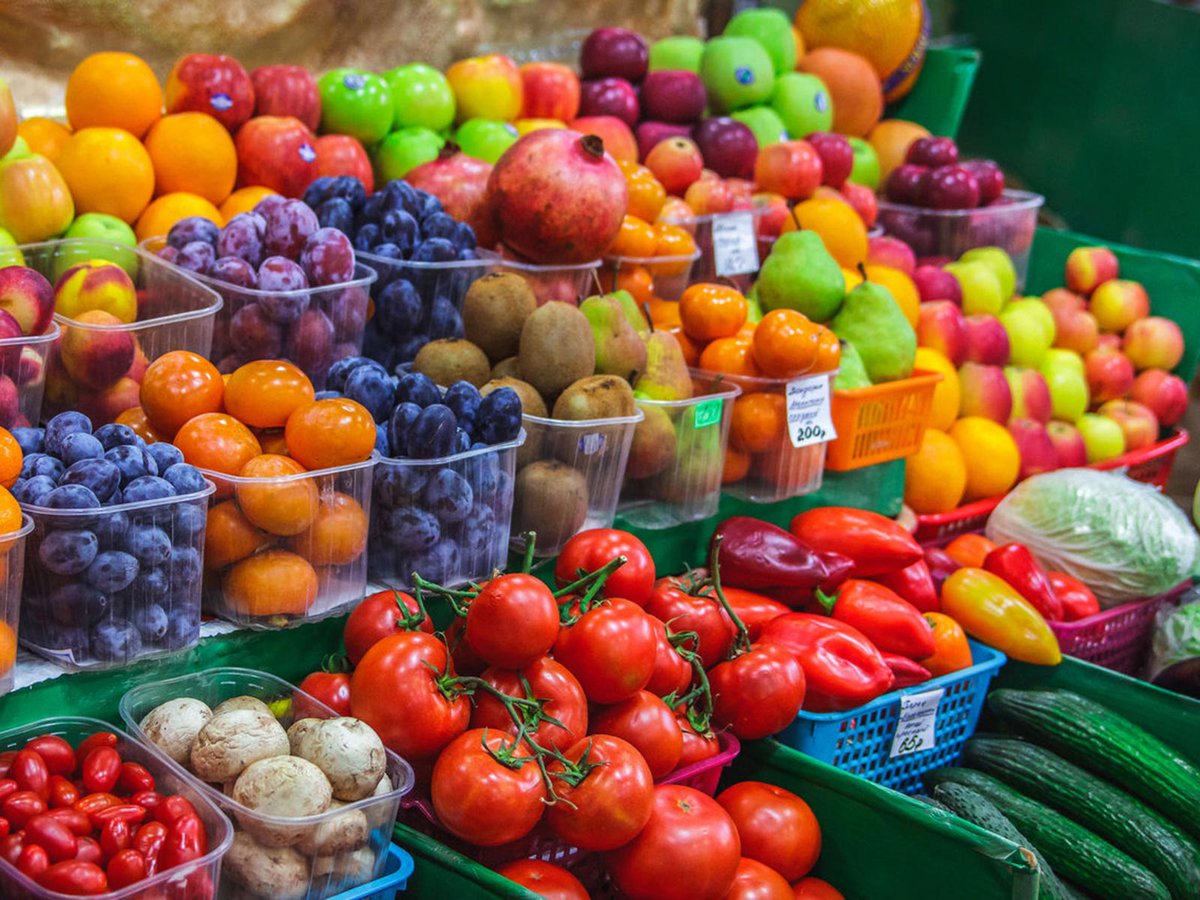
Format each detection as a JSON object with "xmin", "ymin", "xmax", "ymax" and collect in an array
[
  {"xmin": 818, "ymin": 579, "xmax": 936, "ymax": 660},
  {"xmin": 983, "ymin": 543, "xmax": 1063, "ymax": 622},
  {"xmin": 711, "ymin": 517, "xmax": 854, "ymax": 603},
  {"xmin": 759, "ymin": 613, "xmax": 894, "ymax": 712},
  {"xmin": 1047, "ymin": 572, "xmax": 1100, "ymax": 621},
  {"xmin": 790, "ymin": 507, "xmax": 923, "ymax": 577},
  {"xmin": 881, "ymin": 652, "xmax": 933, "ymax": 688},
  {"xmin": 873, "ymin": 559, "xmax": 939, "ymax": 613}
]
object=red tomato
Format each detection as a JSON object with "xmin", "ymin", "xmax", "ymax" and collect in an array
[
  {"xmin": 469, "ymin": 658, "xmax": 588, "ymax": 752},
  {"xmin": 709, "ymin": 644, "xmax": 806, "ymax": 740},
  {"xmin": 158, "ymin": 812, "xmax": 207, "ymax": 870},
  {"xmin": 608, "ymin": 785, "xmax": 742, "ymax": 900},
  {"xmin": 676, "ymin": 712, "xmax": 721, "ymax": 768},
  {"xmin": 17, "ymin": 842, "xmax": 49, "ymax": 879},
  {"xmin": 132, "ymin": 821, "xmax": 167, "ymax": 873},
  {"xmin": 0, "ymin": 832, "xmax": 23, "ymax": 864},
  {"xmin": 556, "ymin": 529, "xmax": 655, "ymax": 607},
  {"xmin": 717, "ymin": 781, "xmax": 822, "ymax": 882},
  {"xmin": 545, "ymin": 734, "xmax": 654, "ymax": 851},
  {"xmin": 0, "ymin": 778, "xmax": 15, "ymax": 803},
  {"xmin": 10, "ymin": 749, "xmax": 49, "ymax": 799},
  {"xmin": 496, "ymin": 859, "xmax": 589, "ymax": 900},
  {"xmin": 590, "ymin": 691, "xmax": 683, "ymax": 779},
  {"xmin": 38, "ymin": 859, "xmax": 109, "ymax": 894},
  {"xmin": 350, "ymin": 632, "xmax": 470, "ymax": 760},
  {"xmin": 106, "ymin": 849, "xmax": 148, "ymax": 890},
  {"xmin": 465, "ymin": 574, "xmax": 560, "ymax": 670},
  {"xmin": 45, "ymin": 808, "xmax": 91, "ymax": 836},
  {"xmin": 75, "ymin": 733, "xmax": 117, "ymax": 762},
  {"xmin": 430, "ymin": 728, "xmax": 546, "ymax": 847},
  {"xmin": 73, "ymin": 793, "xmax": 120, "ymax": 819},
  {"xmin": 3, "ymin": 789, "xmax": 46, "ymax": 828},
  {"xmin": 720, "ymin": 587, "xmax": 790, "ymax": 640},
  {"xmin": 74, "ymin": 836, "xmax": 102, "ymax": 865},
  {"xmin": 725, "ymin": 857, "xmax": 794, "ymax": 900},
  {"xmin": 645, "ymin": 579, "xmax": 735, "ymax": 668},
  {"xmin": 48, "ymin": 776, "xmax": 80, "ymax": 809},
  {"xmin": 344, "ymin": 589, "xmax": 433, "ymax": 665},
  {"xmin": 99, "ymin": 817, "xmax": 131, "ymax": 859},
  {"xmin": 644, "ymin": 615, "xmax": 693, "ymax": 698},
  {"xmin": 81, "ymin": 747, "xmax": 121, "ymax": 794},
  {"xmin": 26, "ymin": 813, "xmax": 79, "ymax": 862},
  {"xmin": 152, "ymin": 795, "xmax": 196, "ymax": 829},
  {"xmin": 444, "ymin": 617, "xmax": 487, "ymax": 676},
  {"xmin": 294, "ymin": 672, "xmax": 351, "ymax": 718},
  {"xmin": 554, "ymin": 598, "xmax": 656, "ymax": 704},
  {"xmin": 0, "ymin": 750, "xmax": 14, "ymax": 779},
  {"xmin": 792, "ymin": 876, "xmax": 844, "ymax": 899},
  {"xmin": 22, "ymin": 737, "xmax": 75, "ymax": 777},
  {"xmin": 116, "ymin": 762, "xmax": 155, "ymax": 795}
]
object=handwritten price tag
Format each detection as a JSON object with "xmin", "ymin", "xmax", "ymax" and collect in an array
[
  {"xmin": 784, "ymin": 375, "xmax": 836, "ymax": 448},
  {"xmin": 712, "ymin": 211, "xmax": 759, "ymax": 277},
  {"xmin": 889, "ymin": 688, "xmax": 944, "ymax": 758}
]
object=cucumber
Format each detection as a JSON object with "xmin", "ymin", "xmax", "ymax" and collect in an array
[
  {"xmin": 932, "ymin": 782, "xmax": 1073, "ymax": 900},
  {"xmin": 988, "ymin": 689, "xmax": 1200, "ymax": 840},
  {"xmin": 911, "ymin": 794, "xmax": 953, "ymax": 813},
  {"xmin": 924, "ymin": 768, "xmax": 1170, "ymax": 900},
  {"xmin": 964, "ymin": 735, "xmax": 1200, "ymax": 899}
]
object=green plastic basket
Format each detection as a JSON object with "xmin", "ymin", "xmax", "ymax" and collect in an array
[{"xmin": 393, "ymin": 823, "xmax": 539, "ymax": 900}]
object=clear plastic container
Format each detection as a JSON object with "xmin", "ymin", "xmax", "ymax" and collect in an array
[
  {"xmin": 662, "ymin": 208, "xmax": 766, "ymax": 293},
  {"xmin": 142, "ymin": 236, "xmax": 376, "ymax": 390},
  {"xmin": 200, "ymin": 458, "xmax": 374, "ymax": 629},
  {"xmin": 875, "ymin": 189, "xmax": 1044, "ymax": 288},
  {"xmin": 0, "ymin": 515, "xmax": 33, "ymax": 696},
  {"xmin": 0, "ymin": 716, "xmax": 234, "ymax": 900},
  {"xmin": 370, "ymin": 434, "xmax": 523, "ymax": 589},
  {"xmin": 512, "ymin": 411, "xmax": 643, "ymax": 557},
  {"xmin": 492, "ymin": 258, "xmax": 601, "ymax": 306},
  {"xmin": 358, "ymin": 249, "xmax": 499, "ymax": 371},
  {"xmin": 600, "ymin": 250, "xmax": 702, "ymax": 302},
  {"xmin": 0, "ymin": 323, "xmax": 58, "ymax": 430},
  {"xmin": 119, "ymin": 667, "xmax": 415, "ymax": 900},
  {"xmin": 19, "ymin": 239, "xmax": 223, "ymax": 426},
  {"xmin": 19, "ymin": 483, "xmax": 214, "ymax": 669},
  {"xmin": 619, "ymin": 380, "xmax": 740, "ymax": 529}
]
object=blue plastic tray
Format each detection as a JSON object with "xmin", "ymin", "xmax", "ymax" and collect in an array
[
  {"xmin": 332, "ymin": 844, "xmax": 415, "ymax": 900},
  {"xmin": 777, "ymin": 641, "xmax": 1006, "ymax": 794}
]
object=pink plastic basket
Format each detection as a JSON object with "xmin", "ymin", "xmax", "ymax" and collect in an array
[{"xmin": 1049, "ymin": 584, "xmax": 1188, "ymax": 674}]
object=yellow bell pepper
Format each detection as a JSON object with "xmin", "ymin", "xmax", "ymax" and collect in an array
[{"xmin": 941, "ymin": 567, "xmax": 1062, "ymax": 665}]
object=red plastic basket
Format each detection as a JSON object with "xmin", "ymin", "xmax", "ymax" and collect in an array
[{"xmin": 1049, "ymin": 584, "xmax": 1188, "ymax": 674}]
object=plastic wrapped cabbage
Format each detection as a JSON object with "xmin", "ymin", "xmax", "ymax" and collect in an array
[
  {"xmin": 1147, "ymin": 587, "xmax": 1200, "ymax": 699},
  {"xmin": 987, "ymin": 470, "xmax": 1200, "ymax": 607}
]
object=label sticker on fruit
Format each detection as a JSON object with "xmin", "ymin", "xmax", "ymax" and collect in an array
[
  {"xmin": 578, "ymin": 433, "xmax": 606, "ymax": 456},
  {"xmin": 298, "ymin": 143, "xmax": 317, "ymax": 163},
  {"xmin": 210, "ymin": 93, "xmax": 233, "ymax": 111},
  {"xmin": 712, "ymin": 211, "xmax": 758, "ymax": 277},
  {"xmin": 693, "ymin": 399, "xmax": 722, "ymax": 429},
  {"xmin": 889, "ymin": 687, "xmax": 944, "ymax": 758},
  {"xmin": 784, "ymin": 375, "xmax": 836, "ymax": 448}
]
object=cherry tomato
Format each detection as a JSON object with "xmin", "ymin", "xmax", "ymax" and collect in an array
[
  {"xmin": 17, "ymin": 842, "xmax": 49, "ymax": 879},
  {"xmin": 158, "ymin": 813, "xmax": 207, "ymax": 869},
  {"xmin": 792, "ymin": 876, "xmax": 844, "ymax": 899},
  {"xmin": 545, "ymin": 734, "xmax": 654, "ymax": 851},
  {"xmin": 724, "ymin": 857, "xmax": 794, "ymax": 900},
  {"xmin": 99, "ymin": 818, "xmax": 131, "ymax": 859},
  {"xmin": 609, "ymin": 785, "xmax": 742, "ymax": 900},
  {"xmin": 343, "ymin": 589, "xmax": 433, "ymax": 666},
  {"xmin": 0, "ymin": 750, "xmax": 14, "ymax": 779},
  {"xmin": 45, "ymin": 808, "xmax": 91, "ymax": 836},
  {"xmin": 10, "ymin": 749, "xmax": 50, "ymax": 799},
  {"xmin": 0, "ymin": 833, "xmax": 23, "ymax": 865},
  {"xmin": 74, "ymin": 836, "xmax": 102, "ymax": 864},
  {"xmin": 496, "ymin": 859, "xmax": 589, "ymax": 900},
  {"xmin": 129, "ymin": 791, "xmax": 162, "ymax": 813},
  {"xmin": 23, "ymin": 737, "xmax": 75, "ymax": 777},
  {"xmin": 38, "ymin": 859, "xmax": 109, "ymax": 894},
  {"xmin": 430, "ymin": 728, "xmax": 546, "ymax": 847},
  {"xmin": 717, "ymin": 781, "xmax": 822, "ymax": 882},
  {"xmin": 556, "ymin": 529, "xmax": 655, "ymax": 607},
  {"xmin": 48, "ymin": 775, "xmax": 80, "ymax": 809},
  {"xmin": 720, "ymin": 587, "xmax": 790, "ymax": 641},
  {"xmin": 81, "ymin": 747, "xmax": 121, "ymax": 794},
  {"xmin": 152, "ymin": 796, "xmax": 196, "ymax": 828},
  {"xmin": 465, "ymin": 574, "xmax": 562, "ymax": 670},
  {"xmin": 554, "ymin": 598, "xmax": 657, "ymax": 704},
  {"xmin": 26, "ymin": 813, "xmax": 79, "ymax": 862},
  {"xmin": 132, "ymin": 821, "xmax": 168, "ymax": 875},
  {"xmin": 294, "ymin": 672, "xmax": 351, "ymax": 718},
  {"xmin": 73, "ymin": 793, "xmax": 120, "ymax": 818},
  {"xmin": 116, "ymin": 763, "xmax": 155, "ymax": 795},
  {"xmin": 106, "ymin": 849, "xmax": 148, "ymax": 890},
  {"xmin": 74, "ymin": 733, "xmax": 117, "ymax": 765},
  {"xmin": 469, "ymin": 657, "xmax": 587, "ymax": 753},
  {"xmin": 0, "ymin": 817, "xmax": 8, "ymax": 840},
  {"xmin": 709, "ymin": 643, "xmax": 806, "ymax": 741},
  {"xmin": 591, "ymin": 691, "xmax": 684, "ymax": 779},
  {"xmin": 676, "ymin": 712, "xmax": 721, "ymax": 768},
  {"xmin": 645, "ymin": 579, "xmax": 736, "ymax": 668},
  {"xmin": 349, "ymin": 632, "xmax": 470, "ymax": 760},
  {"xmin": 92, "ymin": 804, "xmax": 147, "ymax": 831},
  {"xmin": 0, "ymin": 778, "xmax": 16, "ymax": 803},
  {"xmin": 3, "ymin": 789, "xmax": 46, "ymax": 828}
]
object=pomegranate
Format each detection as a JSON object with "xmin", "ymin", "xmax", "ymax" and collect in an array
[
  {"xmin": 486, "ymin": 129, "xmax": 627, "ymax": 264},
  {"xmin": 405, "ymin": 144, "xmax": 495, "ymax": 248}
]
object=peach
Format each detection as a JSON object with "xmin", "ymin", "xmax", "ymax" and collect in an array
[
  {"xmin": 1052, "ymin": 308, "xmax": 1099, "ymax": 355},
  {"xmin": 1041, "ymin": 287, "xmax": 1085, "ymax": 316},
  {"xmin": 683, "ymin": 173, "xmax": 734, "ymax": 215},
  {"xmin": 1129, "ymin": 368, "xmax": 1188, "ymax": 427},
  {"xmin": 917, "ymin": 301, "xmax": 967, "ymax": 366},
  {"xmin": 60, "ymin": 309, "xmax": 135, "ymax": 390},
  {"xmin": 645, "ymin": 137, "xmax": 704, "ymax": 197},
  {"xmin": 1089, "ymin": 279, "xmax": 1149, "ymax": 333},
  {"xmin": 1097, "ymin": 399, "xmax": 1158, "ymax": 452},
  {"xmin": 1084, "ymin": 347, "xmax": 1135, "ymax": 405},
  {"xmin": 16, "ymin": 345, "xmax": 45, "ymax": 387},
  {"xmin": 1064, "ymin": 246, "xmax": 1118, "ymax": 296},
  {"xmin": 1122, "ymin": 316, "xmax": 1184, "ymax": 372},
  {"xmin": 573, "ymin": 116, "xmax": 638, "ymax": 165},
  {"xmin": 957, "ymin": 362, "xmax": 1012, "ymax": 423},
  {"xmin": 1046, "ymin": 420, "xmax": 1088, "ymax": 468},
  {"xmin": 1008, "ymin": 418, "xmax": 1058, "ymax": 480},
  {"xmin": 0, "ymin": 374, "xmax": 17, "ymax": 427},
  {"xmin": 0, "ymin": 308, "xmax": 22, "ymax": 372},
  {"xmin": 0, "ymin": 265, "xmax": 54, "ymax": 336},
  {"xmin": 867, "ymin": 235, "xmax": 915, "ymax": 275},
  {"xmin": 0, "ymin": 153, "xmax": 75, "ymax": 244},
  {"xmin": 126, "ymin": 341, "xmax": 150, "ymax": 383},
  {"xmin": 963, "ymin": 314, "xmax": 1010, "ymax": 366},
  {"xmin": 53, "ymin": 260, "xmax": 138, "ymax": 323},
  {"xmin": 1004, "ymin": 366, "xmax": 1052, "ymax": 424},
  {"xmin": 82, "ymin": 375, "xmax": 142, "ymax": 426}
]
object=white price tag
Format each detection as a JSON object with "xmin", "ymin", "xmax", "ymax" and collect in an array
[
  {"xmin": 712, "ymin": 211, "xmax": 759, "ymax": 277},
  {"xmin": 889, "ymin": 688, "xmax": 944, "ymax": 758},
  {"xmin": 785, "ymin": 375, "xmax": 836, "ymax": 448}
]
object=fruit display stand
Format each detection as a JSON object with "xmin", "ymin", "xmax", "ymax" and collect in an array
[
  {"xmin": 1048, "ymin": 582, "xmax": 1190, "ymax": 675},
  {"xmin": 887, "ymin": 47, "xmax": 982, "ymax": 139},
  {"xmin": 826, "ymin": 369, "xmax": 942, "ymax": 471}
]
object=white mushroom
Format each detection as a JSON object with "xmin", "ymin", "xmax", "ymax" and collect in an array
[
  {"xmin": 365, "ymin": 772, "xmax": 396, "ymax": 830},
  {"xmin": 139, "ymin": 698, "xmax": 212, "ymax": 765},
  {"xmin": 223, "ymin": 831, "xmax": 311, "ymax": 900},
  {"xmin": 213, "ymin": 695, "xmax": 275, "ymax": 717},
  {"xmin": 190, "ymin": 710, "xmax": 289, "ymax": 783},
  {"xmin": 296, "ymin": 799, "xmax": 369, "ymax": 857},
  {"xmin": 312, "ymin": 846, "xmax": 377, "ymax": 891},
  {"xmin": 286, "ymin": 717, "xmax": 322, "ymax": 755},
  {"xmin": 290, "ymin": 718, "xmax": 386, "ymax": 801},
  {"xmin": 233, "ymin": 756, "xmax": 332, "ymax": 847}
]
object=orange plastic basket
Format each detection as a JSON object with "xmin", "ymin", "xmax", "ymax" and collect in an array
[{"xmin": 826, "ymin": 370, "xmax": 942, "ymax": 471}]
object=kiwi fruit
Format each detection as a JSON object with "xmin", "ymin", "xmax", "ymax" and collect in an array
[
  {"xmin": 512, "ymin": 460, "xmax": 589, "ymax": 553},
  {"xmin": 518, "ymin": 302, "xmax": 595, "ymax": 403},
  {"xmin": 462, "ymin": 273, "xmax": 537, "ymax": 363},
  {"xmin": 551, "ymin": 375, "xmax": 637, "ymax": 421},
  {"xmin": 412, "ymin": 338, "xmax": 491, "ymax": 387},
  {"xmin": 491, "ymin": 357, "xmax": 522, "ymax": 380},
  {"xmin": 483, "ymin": 376, "xmax": 546, "ymax": 466}
]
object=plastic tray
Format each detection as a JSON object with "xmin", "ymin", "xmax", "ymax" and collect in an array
[
  {"xmin": 0, "ymin": 515, "xmax": 32, "ymax": 696},
  {"xmin": 826, "ymin": 370, "xmax": 942, "ymax": 471},
  {"xmin": 19, "ymin": 239, "xmax": 223, "ymax": 426},
  {"xmin": 599, "ymin": 250, "xmax": 701, "ymax": 302},
  {"xmin": 119, "ymin": 667, "xmax": 416, "ymax": 900},
  {"xmin": 876, "ymin": 189, "xmax": 1043, "ymax": 288},
  {"xmin": 1050, "ymin": 584, "xmax": 1188, "ymax": 674},
  {"xmin": 0, "ymin": 323, "xmax": 58, "ymax": 430},
  {"xmin": 777, "ymin": 641, "xmax": 1006, "ymax": 794},
  {"xmin": 329, "ymin": 844, "xmax": 414, "ymax": 900},
  {"xmin": 199, "ymin": 458, "xmax": 374, "ymax": 629},
  {"xmin": 661, "ymin": 208, "xmax": 765, "ymax": 293},
  {"xmin": 492, "ymin": 258, "xmax": 601, "ymax": 306},
  {"xmin": 370, "ymin": 434, "xmax": 523, "ymax": 589},
  {"xmin": 142, "ymin": 236, "xmax": 376, "ymax": 390},
  {"xmin": 511, "ymin": 410, "xmax": 642, "ymax": 557},
  {"xmin": 619, "ymin": 380, "xmax": 740, "ymax": 529},
  {"xmin": 0, "ymin": 716, "xmax": 234, "ymax": 900},
  {"xmin": 19, "ymin": 483, "xmax": 213, "ymax": 670}
]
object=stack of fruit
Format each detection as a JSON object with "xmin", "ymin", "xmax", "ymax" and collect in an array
[{"xmin": 0, "ymin": 263, "xmax": 59, "ymax": 429}]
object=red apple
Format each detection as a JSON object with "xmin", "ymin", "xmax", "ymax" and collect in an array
[
  {"xmin": 579, "ymin": 77, "xmax": 639, "ymax": 128},
  {"xmin": 251, "ymin": 65, "xmax": 321, "ymax": 132},
  {"xmin": 645, "ymin": 137, "xmax": 704, "ymax": 197},
  {"xmin": 1046, "ymin": 420, "xmax": 1088, "ymax": 468},
  {"xmin": 754, "ymin": 139, "xmax": 822, "ymax": 201},
  {"xmin": 640, "ymin": 71, "xmax": 706, "ymax": 125},
  {"xmin": 1123, "ymin": 316, "xmax": 1184, "ymax": 372},
  {"xmin": 1005, "ymin": 366, "xmax": 1053, "ymax": 424},
  {"xmin": 917, "ymin": 301, "xmax": 967, "ymax": 366},
  {"xmin": 913, "ymin": 264, "xmax": 962, "ymax": 304},
  {"xmin": 1090, "ymin": 279, "xmax": 1149, "ymax": 333},
  {"xmin": 753, "ymin": 191, "xmax": 790, "ymax": 240},
  {"xmin": 840, "ymin": 182, "xmax": 877, "ymax": 228},
  {"xmin": 571, "ymin": 116, "xmax": 638, "ymax": 164},
  {"xmin": 1051, "ymin": 307, "xmax": 1099, "ymax": 356},
  {"xmin": 1064, "ymin": 245, "xmax": 1119, "ymax": 296},
  {"xmin": 165, "ymin": 53, "xmax": 256, "ymax": 131},
  {"xmin": 963, "ymin": 314, "xmax": 1010, "ymax": 366},
  {"xmin": 1008, "ymin": 418, "xmax": 1059, "ymax": 480},
  {"xmin": 684, "ymin": 172, "xmax": 733, "ymax": 215},
  {"xmin": 806, "ymin": 132, "xmax": 854, "ymax": 188},
  {"xmin": 1097, "ymin": 399, "xmax": 1158, "ymax": 451},
  {"xmin": 235, "ymin": 116, "xmax": 319, "ymax": 198},
  {"xmin": 1042, "ymin": 287, "xmax": 1085, "ymax": 316},
  {"xmin": 406, "ymin": 147, "xmax": 494, "ymax": 247},
  {"xmin": 314, "ymin": 134, "xmax": 373, "ymax": 194},
  {"xmin": 868, "ymin": 236, "xmax": 916, "ymax": 275},
  {"xmin": 635, "ymin": 120, "xmax": 693, "ymax": 160},
  {"xmin": 692, "ymin": 117, "xmax": 758, "ymax": 180},
  {"xmin": 1095, "ymin": 333, "xmax": 1121, "ymax": 352},
  {"xmin": 1084, "ymin": 347, "xmax": 1135, "ymax": 405},
  {"xmin": 957, "ymin": 362, "xmax": 1012, "ymax": 423},
  {"xmin": 519, "ymin": 62, "xmax": 581, "ymax": 123},
  {"xmin": 1130, "ymin": 368, "xmax": 1188, "ymax": 427}
]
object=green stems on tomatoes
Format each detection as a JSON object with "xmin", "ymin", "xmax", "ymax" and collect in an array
[
  {"xmin": 555, "ymin": 555, "xmax": 628, "ymax": 625},
  {"xmin": 707, "ymin": 535, "xmax": 753, "ymax": 657}
]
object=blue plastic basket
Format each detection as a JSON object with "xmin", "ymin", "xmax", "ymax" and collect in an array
[
  {"xmin": 332, "ymin": 844, "xmax": 415, "ymax": 900},
  {"xmin": 777, "ymin": 641, "xmax": 1006, "ymax": 794}
]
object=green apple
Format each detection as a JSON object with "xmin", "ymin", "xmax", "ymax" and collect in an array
[
  {"xmin": 1076, "ymin": 412, "xmax": 1126, "ymax": 462},
  {"xmin": 701, "ymin": 36, "xmax": 776, "ymax": 113},
  {"xmin": 318, "ymin": 69, "xmax": 394, "ymax": 146},
  {"xmin": 455, "ymin": 118, "xmax": 519, "ymax": 164},
  {"xmin": 649, "ymin": 36, "xmax": 706, "ymax": 74},
  {"xmin": 1006, "ymin": 297, "xmax": 1056, "ymax": 345},
  {"xmin": 58, "ymin": 213, "xmax": 138, "ymax": 278},
  {"xmin": 0, "ymin": 226, "xmax": 23, "ymax": 267},
  {"xmin": 959, "ymin": 246, "xmax": 1017, "ymax": 301},
  {"xmin": 770, "ymin": 73, "xmax": 833, "ymax": 139},
  {"xmin": 943, "ymin": 260, "xmax": 1003, "ymax": 316},
  {"xmin": 373, "ymin": 126, "xmax": 444, "ymax": 181},
  {"xmin": 730, "ymin": 105, "xmax": 788, "ymax": 148},
  {"xmin": 1042, "ymin": 347, "xmax": 1085, "ymax": 377},
  {"xmin": 847, "ymin": 137, "xmax": 880, "ymax": 189},
  {"xmin": 1040, "ymin": 352, "xmax": 1088, "ymax": 422},
  {"xmin": 998, "ymin": 306, "xmax": 1050, "ymax": 368},
  {"xmin": 723, "ymin": 8, "xmax": 797, "ymax": 75},
  {"xmin": 384, "ymin": 63, "xmax": 456, "ymax": 133}
]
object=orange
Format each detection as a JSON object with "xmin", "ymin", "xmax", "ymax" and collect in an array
[
  {"xmin": 0, "ymin": 429, "xmax": 21, "ymax": 488},
  {"xmin": 0, "ymin": 619, "xmax": 14, "ymax": 678},
  {"xmin": 17, "ymin": 118, "xmax": 71, "ymax": 163},
  {"xmin": 654, "ymin": 222, "xmax": 698, "ymax": 259},
  {"xmin": 680, "ymin": 283, "xmax": 748, "ymax": 342},
  {"xmin": 256, "ymin": 429, "xmax": 290, "ymax": 455},
  {"xmin": 903, "ymin": 428, "xmax": 966, "ymax": 514},
  {"xmin": 867, "ymin": 119, "xmax": 930, "ymax": 182},
  {"xmin": 796, "ymin": 47, "xmax": 884, "ymax": 137},
  {"xmin": 921, "ymin": 612, "xmax": 973, "ymax": 677},
  {"xmin": 731, "ymin": 392, "xmax": 786, "ymax": 454},
  {"xmin": 647, "ymin": 299, "xmax": 681, "ymax": 329},
  {"xmin": 223, "ymin": 549, "xmax": 319, "ymax": 617},
  {"xmin": 599, "ymin": 262, "xmax": 654, "ymax": 306},
  {"xmin": 949, "ymin": 417, "xmax": 1020, "ymax": 502},
  {"xmin": 204, "ymin": 499, "xmax": 269, "ymax": 570},
  {"xmin": 698, "ymin": 337, "xmax": 761, "ymax": 378},
  {"xmin": 114, "ymin": 406, "xmax": 164, "ymax": 443},
  {"xmin": 609, "ymin": 215, "xmax": 659, "ymax": 258},
  {"xmin": 135, "ymin": 193, "xmax": 224, "ymax": 244},
  {"xmin": 174, "ymin": 413, "xmax": 262, "ymax": 477},
  {"xmin": 813, "ymin": 328, "xmax": 841, "ymax": 374},
  {"xmin": 722, "ymin": 447, "xmax": 751, "ymax": 484},
  {"xmin": 864, "ymin": 264, "xmax": 918, "ymax": 328},
  {"xmin": 223, "ymin": 360, "xmax": 315, "ymax": 429},
  {"xmin": 913, "ymin": 347, "xmax": 959, "ymax": 431},
  {"xmin": 791, "ymin": 876, "xmax": 845, "ymax": 900},
  {"xmin": 781, "ymin": 197, "xmax": 868, "ymax": 269},
  {"xmin": 140, "ymin": 351, "xmax": 225, "ymax": 437},
  {"xmin": 219, "ymin": 186, "xmax": 278, "ymax": 220},
  {"xmin": 944, "ymin": 534, "xmax": 997, "ymax": 569},
  {"xmin": 65, "ymin": 52, "xmax": 163, "ymax": 138},
  {"xmin": 620, "ymin": 162, "xmax": 666, "ymax": 222},
  {"xmin": 752, "ymin": 309, "xmax": 822, "ymax": 378},
  {"xmin": 288, "ymin": 492, "xmax": 368, "ymax": 565},
  {"xmin": 236, "ymin": 454, "xmax": 319, "ymax": 536},
  {"xmin": 144, "ymin": 112, "xmax": 237, "ymax": 204},
  {"xmin": 57, "ymin": 127, "xmax": 156, "ymax": 224},
  {"xmin": 284, "ymin": 398, "xmax": 376, "ymax": 470},
  {"xmin": 667, "ymin": 327, "xmax": 701, "ymax": 367},
  {"xmin": 0, "ymin": 486, "xmax": 19, "ymax": 534}
]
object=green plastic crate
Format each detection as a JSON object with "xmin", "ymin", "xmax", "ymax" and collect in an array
[
  {"xmin": 888, "ymin": 46, "xmax": 981, "ymax": 138},
  {"xmin": 392, "ymin": 824, "xmax": 539, "ymax": 900}
]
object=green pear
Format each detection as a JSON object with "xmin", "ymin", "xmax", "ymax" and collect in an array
[
  {"xmin": 654, "ymin": 406, "xmax": 722, "ymax": 504},
  {"xmin": 745, "ymin": 284, "xmax": 764, "ymax": 324},
  {"xmin": 831, "ymin": 275, "xmax": 916, "ymax": 383},
  {"xmin": 580, "ymin": 294, "xmax": 647, "ymax": 378},
  {"xmin": 834, "ymin": 340, "xmax": 872, "ymax": 390},
  {"xmin": 626, "ymin": 403, "xmax": 677, "ymax": 480},
  {"xmin": 634, "ymin": 331, "xmax": 692, "ymax": 401},
  {"xmin": 756, "ymin": 230, "xmax": 846, "ymax": 323},
  {"xmin": 611, "ymin": 288, "xmax": 649, "ymax": 333}
]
